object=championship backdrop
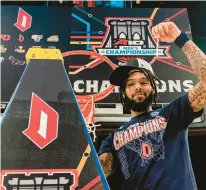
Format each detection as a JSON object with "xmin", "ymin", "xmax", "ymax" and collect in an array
[
  {"xmin": 0, "ymin": 5, "xmax": 205, "ymax": 190},
  {"xmin": 1, "ymin": 6, "xmax": 197, "ymax": 106}
]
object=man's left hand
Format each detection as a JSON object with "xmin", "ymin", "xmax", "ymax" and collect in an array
[{"xmin": 152, "ymin": 22, "xmax": 181, "ymax": 43}]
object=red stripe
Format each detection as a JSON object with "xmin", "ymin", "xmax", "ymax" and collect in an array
[
  {"xmin": 166, "ymin": 59, "xmax": 193, "ymax": 70},
  {"xmin": 69, "ymin": 65, "xmax": 82, "ymax": 69},
  {"xmin": 168, "ymin": 9, "xmax": 187, "ymax": 20},
  {"xmin": 80, "ymin": 176, "xmax": 101, "ymax": 190},
  {"xmin": 89, "ymin": 59, "xmax": 104, "ymax": 68},
  {"xmin": 157, "ymin": 58, "xmax": 194, "ymax": 74},
  {"xmin": 68, "ymin": 59, "xmax": 104, "ymax": 69},
  {"xmin": 70, "ymin": 36, "xmax": 104, "ymax": 39}
]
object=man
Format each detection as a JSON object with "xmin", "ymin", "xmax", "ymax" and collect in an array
[{"xmin": 98, "ymin": 22, "xmax": 206, "ymax": 190}]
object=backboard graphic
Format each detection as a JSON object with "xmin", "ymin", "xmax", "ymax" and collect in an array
[{"xmin": 1, "ymin": 48, "xmax": 109, "ymax": 189}]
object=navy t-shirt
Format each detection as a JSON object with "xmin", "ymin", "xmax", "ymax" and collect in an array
[{"xmin": 98, "ymin": 93, "xmax": 203, "ymax": 190}]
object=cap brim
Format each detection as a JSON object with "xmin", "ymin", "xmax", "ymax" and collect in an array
[{"xmin": 109, "ymin": 66, "xmax": 141, "ymax": 86}]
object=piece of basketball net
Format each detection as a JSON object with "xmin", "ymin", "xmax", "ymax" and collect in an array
[{"xmin": 78, "ymin": 96, "xmax": 101, "ymax": 142}]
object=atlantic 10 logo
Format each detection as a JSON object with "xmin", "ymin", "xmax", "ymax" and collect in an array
[{"xmin": 93, "ymin": 18, "xmax": 172, "ymax": 65}]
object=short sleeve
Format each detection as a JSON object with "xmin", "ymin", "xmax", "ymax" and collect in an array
[{"xmin": 168, "ymin": 92, "xmax": 204, "ymax": 128}]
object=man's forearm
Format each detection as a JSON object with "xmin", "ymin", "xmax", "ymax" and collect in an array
[
  {"xmin": 91, "ymin": 153, "xmax": 113, "ymax": 190},
  {"xmin": 99, "ymin": 153, "xmax": 113, "ymax": 177},
  {"xmin": 182, "ymin": 40, "xmax": 206, "ymax": 80}
]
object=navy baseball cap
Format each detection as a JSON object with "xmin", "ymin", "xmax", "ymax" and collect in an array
[{"xmin": 109, "ymin": 58, "xmax": 154, "ymax": 86}]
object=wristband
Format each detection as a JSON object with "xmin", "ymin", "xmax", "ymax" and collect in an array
[{"xmin": 174, "ymin": 32, "xmax": 190, "ymax": 48}]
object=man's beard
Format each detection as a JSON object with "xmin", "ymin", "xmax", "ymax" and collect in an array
[{"xmin": 124, "ymin": 91, "xmax": 153, "ymax": 112}]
